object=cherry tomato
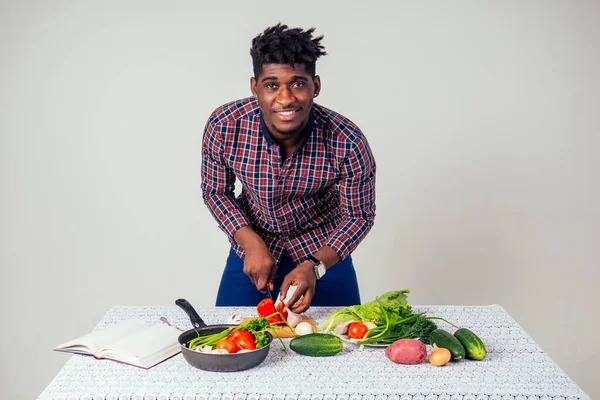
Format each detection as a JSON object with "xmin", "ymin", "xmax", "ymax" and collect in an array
[
  {"xmin": 216, "ymin": 338, "xmax": 239, "ymax": 353},
  {"xmin": 347, "ymin": 322, "xmax": 369, "ymax": 339}
]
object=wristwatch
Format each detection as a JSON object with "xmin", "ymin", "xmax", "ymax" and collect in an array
[{"xmin": 306, "ymin": 255, "xmax": 327, "ymax": 280}]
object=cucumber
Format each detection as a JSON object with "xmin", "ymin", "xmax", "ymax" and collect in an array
[
  {"xmin": 454, "ymin": 328, "xmax": 487, "ymax": 360},
  {"xmin": 289, "ymin": 333, "xmax": 343, "ymax": 356},
  {"xmin": 429, "ymin": 329, "xmax": 466, "ymax": 360}
]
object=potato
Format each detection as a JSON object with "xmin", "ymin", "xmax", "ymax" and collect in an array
[{"xmin": 385, "ymin": 339, "xmax": 427, "ymax": 364}]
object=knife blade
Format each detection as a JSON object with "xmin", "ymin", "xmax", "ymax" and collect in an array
[{"xmin": 266, "ymin": 288, "xmax": 275, "ymax": 304}]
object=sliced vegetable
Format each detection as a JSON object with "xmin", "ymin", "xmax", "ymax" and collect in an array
[
  {"xmin": 454, "ymin": 328, "xmax": 486, "ymax": 360},
  {"xmin": 257, "ymin": 298, "xmax": 282, "ymax": 324},
  {"xmin": 277, "ymin": 300, "xmax": 289, "ymax": 321},
  {"xmin": 290, "ymin": 333, "xmax": 343, "ymax": 356},
  {"xmin": 429, "ymin": 329, "xmax": 466, "ymax": 360}
]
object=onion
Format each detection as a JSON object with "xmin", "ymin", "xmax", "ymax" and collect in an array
[
  {"xmin": 295, "ymin": 321, "xmax": 315, "ymax": 336},
  {"xmin": 428, "ymin": 343, "xmax": 451, "ymax": 366}
]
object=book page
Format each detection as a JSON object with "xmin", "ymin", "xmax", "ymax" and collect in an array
[
  {"xmin": 54, "ymin": 320, "xmax": 150, "ymax": 355},
  {"xmin": 102, "ymin": 323, "xmax": 181, "ymax": 368}
]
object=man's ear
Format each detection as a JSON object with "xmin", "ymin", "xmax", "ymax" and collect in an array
[
  {"xmin": 250, "ymin": 77, "xmax": 258, "ymax": 98},
  {"xmin": 313, "ymin": 75, "xmax": 321, "ymax": 97}
]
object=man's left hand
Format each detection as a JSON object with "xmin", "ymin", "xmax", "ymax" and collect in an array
[{"xmin": 279, "ymin": 261, "xmax": 317, "ymax": 313}]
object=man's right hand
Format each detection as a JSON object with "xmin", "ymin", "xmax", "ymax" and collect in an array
[{"xmin": 234, "ymin": 226, "xmax": 276, "ymax": 292}]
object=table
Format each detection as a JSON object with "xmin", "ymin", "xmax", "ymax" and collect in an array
[{"xmin": 38, "ymin": 304, "xmax": 590, "ymax": 400}]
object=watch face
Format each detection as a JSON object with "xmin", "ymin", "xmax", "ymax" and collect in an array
[{"xmin": 315, "ymin": 263, "xmax": 326, "ymax": 279}]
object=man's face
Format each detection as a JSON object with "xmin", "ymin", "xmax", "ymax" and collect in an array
[{"xmin": 251, "ymin": 63, "xmax": 321, "ymax": 137}]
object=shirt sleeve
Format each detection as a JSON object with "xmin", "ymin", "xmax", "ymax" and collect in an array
[
  {"xmin": 324, "ymin": 134, "xmax": 377, "ymax": 260},
  {"xmin": 201, "ymin": 118, "xmax": 251, "ymax": 241}
]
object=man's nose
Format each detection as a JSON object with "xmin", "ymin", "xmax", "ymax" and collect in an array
[{"xmin": 276, "ymin": 87, "xmax": 294, "ymax": 106}]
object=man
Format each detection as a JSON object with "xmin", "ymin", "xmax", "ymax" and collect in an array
[{"xmin": 201, "ymin": 23, "xmax": 376, "ymax": 313}]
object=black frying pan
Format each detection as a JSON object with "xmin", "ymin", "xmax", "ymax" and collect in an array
[{"xmin": 175, "ymin": 298, "xmax": 273, "ymax": 372}]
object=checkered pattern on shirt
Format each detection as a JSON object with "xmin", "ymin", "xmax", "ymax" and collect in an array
[{"xmin": 201, "ymin": 97, "xmax": 376, "ymax": 266}]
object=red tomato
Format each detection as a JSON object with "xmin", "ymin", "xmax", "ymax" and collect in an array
[
  {"xmin": 216, "ymin": 338, "xmax": 239, "ymax": 353},
  {"xmin": 257, "ymin": 298, "xmax": 282, "ymax": 323},
  {"xmin": 347, "ymin": 322, "xmax": 369, "ymax": 339},
  {"xmin": 276, "ymin": 300, "xmax": 288, "ymax": 323},
  {"xmin": 226, "ymin": 329, "xmax": 256, "ymax": 350},
  {"xmin": 235, "ymin": 335, "xmax": 256, "ymax": 351}
]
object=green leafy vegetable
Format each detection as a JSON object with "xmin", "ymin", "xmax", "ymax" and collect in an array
[
  {"xmin": 240, "ymin": 317, "xmax": 271, "ymax": 348},
  {"xmin": 319, "ymin": 290, "xmax": 457, "ymax": 345},
  {"xmin": 318, "ymin": 290, "xmax": 413, "ymax": 331}
]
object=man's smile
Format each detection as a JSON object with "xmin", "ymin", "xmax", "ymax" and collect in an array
[{"xmin": 274, "ymin": 109, "xmax": 300, "ymax": 121}]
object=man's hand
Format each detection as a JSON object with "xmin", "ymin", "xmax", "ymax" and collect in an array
[
  {"xmin": 244, "ymin": 243, "xmax": 276, "ymax": 292},
  {"xmin": 234, "ymin": 226, "xmax": 276, "ymax": 292},
  {"xmin": 280, "ymin": 261, "xmax": 317, "ymax": 313}
]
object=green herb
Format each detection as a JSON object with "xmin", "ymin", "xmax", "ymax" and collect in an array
[
  {"xmin": 237, "ymin": 317, "xmax": 271, "ymax": 348},
  {"xmin": 358, "ymin": 313, "xmax": 440, "ymax": 345}
]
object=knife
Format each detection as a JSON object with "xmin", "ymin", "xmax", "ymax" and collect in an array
[{"xmin": 266, "ymin": 288, "xmax": 275, "ymax": 304}]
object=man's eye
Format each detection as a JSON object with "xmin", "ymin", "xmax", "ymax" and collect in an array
[
  {"xmin": 266, "ymin": 83, "xmax": 278, "ymax": 89},
  {"xmin": 293, "ymin": 82, "xmax": 305, "ymax": 88}
]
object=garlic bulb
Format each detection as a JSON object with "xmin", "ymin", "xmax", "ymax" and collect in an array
[{"xmin": 285, "ymin": 307, "xmax": 303, "ymax": 328}]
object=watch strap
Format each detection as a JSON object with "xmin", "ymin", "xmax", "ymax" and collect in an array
[{"xmin": 306, "ymin": 255, "xmax": 321, "ymax": 266}]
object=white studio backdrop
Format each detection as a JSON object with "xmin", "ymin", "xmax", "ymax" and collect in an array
[{"xmin": 0, "ymin": 1, "xmax": 598, "ymax": 398}]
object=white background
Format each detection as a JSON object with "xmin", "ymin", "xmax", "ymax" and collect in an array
[{"xmin": 1, "ymin": 1, "xmax": 598, "ymax": 398}]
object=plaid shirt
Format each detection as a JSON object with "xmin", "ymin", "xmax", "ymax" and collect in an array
[{"xmin": 201, "ymin": 97, "xmax": 376, "ymax": 266}]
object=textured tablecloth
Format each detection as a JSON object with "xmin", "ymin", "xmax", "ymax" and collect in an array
[{"xmin": 38, "ymin": 305, "xmax": 590, "ymax": 400}]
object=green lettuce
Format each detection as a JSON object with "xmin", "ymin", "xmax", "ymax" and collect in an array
[{"xmin": 318, "ymin": 290, "xmax": 413, "ymax": 331}]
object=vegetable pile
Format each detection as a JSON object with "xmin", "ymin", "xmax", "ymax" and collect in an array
[
  {"xmin": 186, "ymin": 315, "xmax": 286, "ymax": 354},
  {"xmin": 318, "ymin": 289, "xmax": 487, "ymax": 367},
  {"xmin": 319, "ymin": 290, "xmax": 456, "ymax": 345}
]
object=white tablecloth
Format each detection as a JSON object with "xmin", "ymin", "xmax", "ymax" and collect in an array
[{"xmin": 38, "ymin": 304, "xmax": 590, "ymax": 400}]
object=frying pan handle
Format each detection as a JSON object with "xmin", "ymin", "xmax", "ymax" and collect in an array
[{"xmin": 175, "ymin": 298, "xmax": 207, "ymax": 328}]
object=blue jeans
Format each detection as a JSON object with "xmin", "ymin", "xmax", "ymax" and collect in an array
[{"xmin": 216, "ymin": 248, "xmax": 361, "ymax": 307}]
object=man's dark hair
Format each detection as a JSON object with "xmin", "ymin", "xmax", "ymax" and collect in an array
[{"xmin": 250, "ymin": 22, "xmax": 327, "ymax": 78}]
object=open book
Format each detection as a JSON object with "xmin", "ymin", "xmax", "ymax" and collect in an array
[{"xmin": 53, "ymin": 320, "xmax": 182, "ymax": 369}]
